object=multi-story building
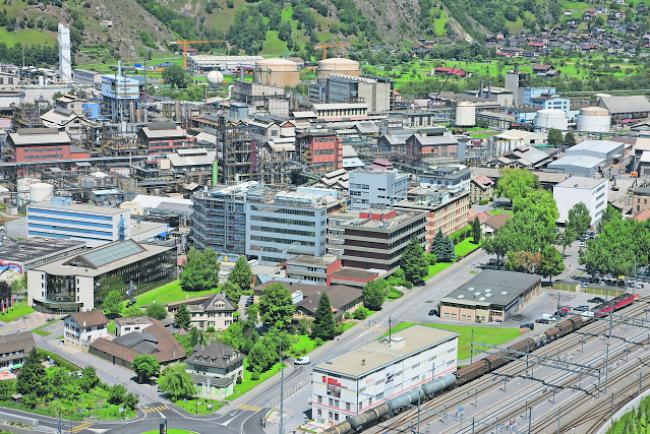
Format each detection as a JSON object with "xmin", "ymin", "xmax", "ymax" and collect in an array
[
  {"xmin": 27, "ymin": 240, "xmax": 176, "ymax": 312},
  {"xmin": 286, "ymin": 254, "xmax": 342, "ymax": 286},
  {"xmin": 137, "ymin": 122, "xmax": 194, "ymax": 155},
  {"xmin": 186, "ymin": 341, "xmax": 244, "ymax": 400},
  {"xmin": 167, "ymin": 148, "xmax": 217, "ymax": 184},
  {"xmin": 312, "ymin": 103, "xmax": 368, "ymax": 120},
  {"xmin": 404, "ymin": 131, "xmax": 462, "ymax": 164},
  {"xmin": 553, "ymin": 176, "xmax": 608, "ymax": 225},
  {"xmin": 246, "ymin": 187, "xmax": 341, "ymax": 264},
  {"xmin": 419, "ymin": 166, "xmax": 471, "ymax": 192},
  {"xmin": 63, "ymin": 310, "xmax": 109, "ymax": 348},
  {"xmin": 349, "ymin": 162, "xmax": 408, "ymax": 210},
  {"xmin": 27, "ymin": 197, "xmax": 131, "ymax": 247},
  {"xmin": 6, "ymin": 128, "xmax": 89, "ymax": 163},
  {"xmin": 396, "ymin": 189, "xmax": 470, "ymax": 244},
  {"xmin": 187, "ymin": 293, "xmax": 236, "ymax": 332},
  {"xmin": 191, "ymin": 182, "xmax": 261, "ymax": 257},
  {"xmin": 309, "ymin": 75, "xmax": 391, "ymax": 113},
  {"xmin": 470, "ymin": 176, "xmax": 495, "ymax": 205},
  {"xmin": 101, "ymin": 70, "xmax": 141, "ymax": 122},
  {"xmin": 631, "ymin": 184, "xmax": 650, "ymax": 215},
  {"xmin": 312, "ymin": 325, "xmax": 458, "ymax": 424},
  {"xmin": 0, "ymin": 331, "xmax": 34, "ymax": 371},
  {"xmin": 296, "ymin": 132, "xmax": 343, "ymax": 173},
  {"xmin": 340, "ymin": 209, "xmax": 426, "ymax": 272}
]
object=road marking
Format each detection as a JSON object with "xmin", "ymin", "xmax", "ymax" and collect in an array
[
  {"xmin": 237, "ymin": 404, "xmax": 262, "ymax": 412},
  {"xmin": 142, "ymin": 404, "xmax": 169, "ymax": 414},
  {"xmin": 71, "ymin": 422, "xmax": 93, "ymax": 433}
]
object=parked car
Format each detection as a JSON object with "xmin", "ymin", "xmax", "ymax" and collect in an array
[
  {"xmin": 520, "ymin": 323, "xmax": 534, "ymax": 330},
  {"xmin": 535, "ymin": 318, "xmax": 551, "ymax": 324},
  {"xmin": 573, "ymin": 305, "xmax": 590, "ymax": 312},
  {"xmin": 428, "ymin": 309, "xmax": 438, "ymax": 316},
  {"xmin": 294, "ymin": 357, "xmax": 310, "ymax": 365},
  {"xmin": 588, "ymin": 297, "xmax": 605, "ymax": 304}
]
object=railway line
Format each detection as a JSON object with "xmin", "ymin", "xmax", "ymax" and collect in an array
[{"xmin": 363, "ymin": 298, "xmax": 650, "ymax": 434}]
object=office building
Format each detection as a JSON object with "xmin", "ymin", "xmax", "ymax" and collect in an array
[
  {"xmin": 246, "ymin": 187, "xmax": 340, "ymax": 264},
  {"xmin": 419, "ymin": 166, "xmax": 471, "ymax": 192},
  {"xmin": 309, "ymin": 75, "xmax": 391, "ymax": 113},
  {"xmin": 191, "ymin": 182, "xmax": 261, "ymax": 257},
  {"xmin": 340, "ymin": 209, "xmax": 426, "ymax": 272},
  {"xmin": 312, "ymin": 325, "xmax": 458, "ymax": 424},
  {"xmin": 553, "ymin": 176, "xmax": 608, "ymax": 225},
  {"xmin": 349, "ymin": 163, "xmax": 408, "ymax": 210},
  {"xmin": 27, "ymin": 240, "xmax": 176, "ymax": 312},
  {"xmin": 27, "ymin": 197, "xmax": 131, "ymax": 247},
  {"xmin": 286, "ymin": 254, "xmax": 342, "ymax": 286},
  {"xmin": 438, "ymin": 270, "xmax": 541, "ymax": 322}
]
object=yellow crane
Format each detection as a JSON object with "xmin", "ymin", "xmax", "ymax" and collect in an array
[
  {"xmin": 314, "ymin": 41, "xmax": 350, "ymax": 60},
  {"xmin": 171, "ymin": 40, "xmax": 223, "ymax": 69}
]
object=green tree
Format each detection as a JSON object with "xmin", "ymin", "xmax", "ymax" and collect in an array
[
  {"xmin": 248, "ymin": 339, "xmax": 276, "ymax": 373},
  {"xmin": 108, "ymin": 384, "xmax": 138, "ymax": 410},
  {"xmin": 558, "ymin": 228, "xmax": 575, "ymax": 256},
  {"xmin": 180, "ymin": 248, "xmax": 219, "ymax": 291},
  {"xmin": 400, "ymin": 237, "xmax": 428, "ymax": 285},
  {"xmin": 430, "ymin": 229, "xmax": 447, "ymax": 260},
  {"xmin": 563, "ymin": 131, "xmax": 576, "ymax": 147},
  {"xmin": 17, "ymin": 349, "xmax": 47, "ymax": 397},
  {"xmin": 189, "ymin": 327, "xmax": 205, "ymax": 348},
  {"xmin": 174, "ymin": 304, "xmax": 192, "ymax": 330},
  {"xmin": 228, "ymin": 255, "xmax": 252, "ymax": 292},
  {"xmin": 158, "ymin": 363, "xmax": 194, "ymax": 401},
  {"xmin": 146, "ymin": 302, "xmax": 168, "ymax": 320},
  {"xmin": 259, "ymin": 282, "xmax": 295, "ymax": 329},
  {"xmin": 162, "ymin": 64, "xmax": 188, "ymax": 88},
  {"xmin": 496, "ymin": 168, "xmax": 539, "ymax": 200},
  {"xmin": 123, "ymin": 306, "xmax": 143, "ymax": 317},
  {"xmin": 311, "ymin": 293, "xmax": 336, "ymax": 340},
  {"xmin": 362, "ymin": 279, "xmax": 388, "ymax": 311},
  {"xmin": 221, "ymin": 280, "xmax": 241, "ymax": 305},
  {"xmin": 101, "ymin": 289, "xmax": 124, "ymax": 318},
  {"xmin": 79, "ymin": 367, "xmax": 100, "ymax": 392},
  {"xmin": 547, "ymin": 128, "xmax": 563, "ymax": 146},
  {"xmin": 471, "ymin": 217, "xmax": 481, "ymax": 243},
  {"xmin": 0, "ymin": 378, "xmax": 15, "ymax": 400},
  {"xmin": 567, "ymin": 202, "xmax": 591, "ymax": 238},
  {"xmin": 133, "ymin": 354, "xmax": 160, "ymax": 384},
  {"xmin": 539, "ymin": 245, "xmax": 565, "ymax": 283}
]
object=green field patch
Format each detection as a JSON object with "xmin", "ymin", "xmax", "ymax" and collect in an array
[
  {"xmin": 0, "ymin": 28, "xmax": 55, "ymax": 46},
  {"xmin": 425, "ymin": 262, "xmax": 453, "ymax": 280},
  {"xmin": 133, "ymin": 280, "xmax": 219, "ymax": 308},
  {"xmin": 454, "ymin": 238, "xmax": 480, "ymax": 258},
  {"xmin": 0, "ymin": 302, "xmax": 34, "ymax": 322},
  {"xmin": 227, "ymin": 359, "xmax": 285, "ymax": 402}
]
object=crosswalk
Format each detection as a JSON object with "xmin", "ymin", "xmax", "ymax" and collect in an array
[
  {"xmin": 70, "ymin": 422, "xmax": 93, "ymax": 433},
  {"xmin": 141, "ymin": 404, "xmax": 169, "ymax": 415},
  {"xmin": 237, "ymin": 404, "xmax": 262, "ymax": 412}
]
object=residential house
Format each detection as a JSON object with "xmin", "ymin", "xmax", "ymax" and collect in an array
[
  {"xmin": 481, "ymin": 213, "xmax": 512, "ymax": 236},
  {"xmin": 470, "ymin": 176, "xmax": 494, "ymax": 204},
  {"xmin": 186, "ymin": 341, "xmax": 244, "ymax": 400},
  {"xmin": 63, "ymin": 310, "xmax": 109, "ymax": 348},
  {"xmin": 187, "ymin": 293, "xmax": 236, "ymax": 332},
  {"xmin": 0, "ymin": 331, "xmax": 34, "ymax": 371}
]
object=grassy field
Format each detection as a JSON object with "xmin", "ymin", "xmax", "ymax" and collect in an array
[
  {"xmin": 454, "ymin": 239, "xmax": 480, "ymax": 258},
  {"xmin": 32, "ymin": 320, "xmax": 55, "ymax": 337},
  {"xmin": 262, "ymin": 31, "xmax": 288, "ymax": 56},
  {"xmin": 0, "ymin": 302, "xmax": 34, "ymax": 322},
  {"xmin": 227, "ymin": 359, "xmax": 285, "ymax": 402},
  {"xmin": 132, "ymin": 280, "xmax": 219, "ymax": 308},
  {"xmin": 174, "ymin": 398, "xmax": 221, "ymax": 416},
  {"xmin": 291, "ymin": 335, "xmax": 318, "ymax": 356},
  {"xmin": 433, "ymin": 9, "xmax": 448, "ymax": 37},
  {"xmin": 425, "ymin": 262, "xmax": 453, "ymax": 280},
  {"xmin": 0, "ymin": 28, "xmax": 55, "ymax": 46},
  {"xmin": 387, "ymin": 322, "xmax": 521, "ymax": 360}
]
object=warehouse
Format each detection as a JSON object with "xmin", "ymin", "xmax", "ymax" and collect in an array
[
  {"xmin": 312, "ymin": 325, "xmax": 458, "ymax": 425},
  {"xmin": 438, "ymin": 270, "xmax": 541, "ymax": 323},
  {"xmin": 186, "ymin": 55, "xmax": 262, "ymax": 72}
]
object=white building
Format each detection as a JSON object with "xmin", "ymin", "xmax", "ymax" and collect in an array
[
  {"xmin": 312, "ymin": 325, "xmax": 458, "ymax": 425},
  {"xmin": 553, "ymin": 176, "xmax": 608, "ymax": 225},
  {"xmin": 63, "ymin": 310, "xmax": 109, "ymax": 348},
  {"xmin": 349, "ymin": 167, "xmax": 408, "ymax": 210}
]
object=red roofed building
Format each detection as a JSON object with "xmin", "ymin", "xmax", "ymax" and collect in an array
[{"xmin": 433, "ymin": 67, "xmax": 467, "ymax": 78}]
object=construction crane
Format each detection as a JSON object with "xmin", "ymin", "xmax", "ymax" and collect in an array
[
  {"xmin": 314, "ymin": 41, "xmax": 350, "ymax": 60},
  {"xmin": 171, "ymin": 40, "xmax": 223, "ymax": 69}
]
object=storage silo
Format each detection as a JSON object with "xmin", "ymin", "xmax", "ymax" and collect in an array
[
  {"xmin": 534, "ymin": 109, "xmax": 568, "ymax": 131},
  {"xmin": 577, "ymin": 106, "xmax": 610, "ymax": 133},
  {"xmin": 16, "ymin": 177, "xmax": 39, "ymax": 207},
  {"xmin": 317, "ymin": 57, "xmax": 360, "ymax": 79},
  {"xmin": 30, "ymin": 182, "xmax": 54, "ymax": 203},
  {"xmin": 254, "ymin": 58, "xmax": 299, "ymax": 88},
  {"xmin": 455, "ymin": 102, "xmax": 476, "ymax": 127}
]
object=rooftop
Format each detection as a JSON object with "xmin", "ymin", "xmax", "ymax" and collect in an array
[
  {"xmin": 547, "ymin": 154, "xmax": 605, "ymax": 169},
  {"xmin": 187, "ymin": 341, "xmax": 243, "ymax": 370},
  {"xmin": 567, "ymin": 139, "xmax": 624, "ymax": 154},
  {"xmin": 28, "ymin": 200, "xmax": 126, "ymax": 216},
  {"xmin": 342, "ymin": 209, "xmax": 425, "ymax": 231},
  {"xmin": 556, "ymin": 176, "xmax": 607, "ymax": 190},
  {"xmin": 67, "ymin": 310, "xmax": 108, "ymax": 328},
  {"xmin": 599, "ymin": 95, "xmax": 650, "ymax": 114},
  {"xmin": 287, "ymin": 254, "xmax": 339, "ymax": 267},
  {"xmin": 314, "ymin": 325, "xmax": 457, "ymax": 378},
  {"xmin": 441, "ymin": 270, "xmax": 541, "ymax": 307},
  {"xmin": 9, "ymin": 128, "xmax": 71, "ymax": 146},
  {"xmin": 0, "ymin": 331, "xmax": 34, "ymax": 358},
  {"xmin": 0, "ymin": 237, "xmax": 85, "ymax": 265}
]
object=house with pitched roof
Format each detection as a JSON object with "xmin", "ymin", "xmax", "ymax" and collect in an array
[
  {"xmin": 63, "ymin": 310, "xmax": 109, "ymax": 348},
  {"xmin": 186, "ymin": 341, "xmax": 244, "ymax": 400}
]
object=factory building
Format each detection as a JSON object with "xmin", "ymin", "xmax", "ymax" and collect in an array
[
  {"xmin": 312, "ymin": 325, "xmax": 458, "ymax": 424},
  {"xmin": 187, "ymin": 55, "xmax": 262, "ymax": 72},
  {"xmin": 598, "ymin": 95, "xmax": 650, "ymax": 121},
  {"xmin": 553, "ymin": 176, "xmax": 608, "ymax": 225},
  {"xmin": 309, "ymin": 75, "xmax": 391, "ymax": 113},
  {"xmin": 296, "ymin": 132, "xmax": 343, "ymax": 173},
  {"xmin": 438, "ymin": 270, "xmax": 541, "ymax": 323},
  {"xmin": 100, "ymin": 69, "xmax": 141, "ymax": 122},
  {"xmin": 6, "ymin": 128, "xmax": 89, "ymax": 164}
]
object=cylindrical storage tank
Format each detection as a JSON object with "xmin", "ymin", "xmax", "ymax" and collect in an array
[
  {"xmin": 534, "ymin": 109, "xmax": 567, "ymax": 131},
  {"xmin": 455, "ymin": 101, "xmax": 476, "ymax": 127},
  {"xmin": 30, "ymin": 182, "xmax": 54, "ymax": 203},
  {"xmin": 577, "ymin": 106, "xmax": 610, "ymax": 133},
  {"xmin": 206, "ymin": 70, "xmax": 224, "ymax": 88},
  {"xmin": 254, "ymin": 58, "xmax": 299, "ymax": 87},
  {"xmin": 317, "ymin": 57, "xmax": 360, "ymax": 79},
  {"xmin": 16, "ymin": 177, "xmax": 38, "ymax": 206}
]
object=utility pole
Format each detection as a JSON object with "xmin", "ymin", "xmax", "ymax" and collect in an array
[
  {"xmin": 279, "ymin": 342, "xmax": 284, "ymax": 434},
  {"xmin": 556, "ymin": 407, "xmax": 561, "ymax": 434},
  {"xmin": 604, "ymin": 343, "xmax": 610, "ymax": 394},
  {"xmin": 527, "ymin": 407, "xmax": 532, "ymax": 434},
  {"xmin": 470, "ymin": 329, "xmax": 474, "ymax": 364}
]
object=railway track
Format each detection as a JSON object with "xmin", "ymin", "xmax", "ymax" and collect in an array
[{"xmin": 367, "ymin": 299, "xmax": 650, "ymax": 434}]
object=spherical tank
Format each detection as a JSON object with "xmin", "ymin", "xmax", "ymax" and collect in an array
[
  {"xmin": 207, "ymin": 70, "xmax": 224, "ymax": 88},
  {"xmin": 534, "ymin": 109, "xmax": 567, "ymax": 131},
  {"xmin": 577, "ymin": 106, "xmax": 610, "ymax": 133},
  {"xmin": 455, "ymin": 102, "xmax": 476, "ymax": 127},
  {"xmin": 29, "ymin": 182, "xmax": 54, "ymax": 203}
]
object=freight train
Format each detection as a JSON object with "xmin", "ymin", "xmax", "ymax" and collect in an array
[{"xmin": 323, "ymin": 294, "xmax": 637, "ymax": 434}]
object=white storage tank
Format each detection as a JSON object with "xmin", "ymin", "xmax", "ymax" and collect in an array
[
  {"xmin": 207, "ymin": 70, "xmax": 224, "ymax": 88},
  {"xmin": 455, "ymin": 101, "xmax": 476, "ymax": 127},
  {"xmin": 317, "ymin": 57, "xmax": 360, "ymax": 78},
  {"xmin": 30, "ymin": 182, "xmax": 54, "ymax": 203},
  {"xmin": 534, "ymin": 109, "xmax": 568, "ymax": 131},
  {"xmin": 16, "ymin": 177, "xmax": 39, "ymax": 206},
  {"xmin": 577, "ymin": 106, "xmax": 610, "ymax": 133}
]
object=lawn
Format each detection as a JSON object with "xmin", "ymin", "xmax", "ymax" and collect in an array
[
  {"xmin": 227, "ymin": 359, "xmax": 285, "ymax": 402},
  {"xmin": 0, "ymin": 302, "xmax": 34, "ymax": 322},
  {"xmin": 425, "ymin": 262, "xmax": 453, "ymax": 280},
  {"xmin": 174, "ymin": 398, "xmax": 221, "ymax": 416},
  {"xmin": 262, "ymin": 30, "xmax": 288, "ymax": 56},
  {"xmin": 336, "ymin": 322, "xmax": 355, "ymax": 334},
  {"xmin": 107, "ymin": 320, "xmax": 115, "ymax": 335},
  {"xmin": 387, "ymin": 322, "xmax": 521, "ymax": 360},
  {"xmin": 433, "ymin": 9, "xmax": 448, "ymax": 37},
  {"xmin": 291, "ymin": 335, "xmax": 318, "ymax": 356},
  {"xmin": 454, "ymin": 238, "xmax": 480, "ymax": 258},
  {"xmin": 132, "ymin": 280, "xmax": 219, "ymax": 308},
  {"xmin": 32, "ymin": 320, "xmax": 55, "ymax": 337},
  {"xmin": 387, "ymin": 287, "xmax": 404, "ymax": 299},
  {"xmin": 488, "ymin": 209, "xmax": 514, "ymax": 216},
  {"xmin": 0, "ymin": 28, "xmax": 55, "ymax": 46}
]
